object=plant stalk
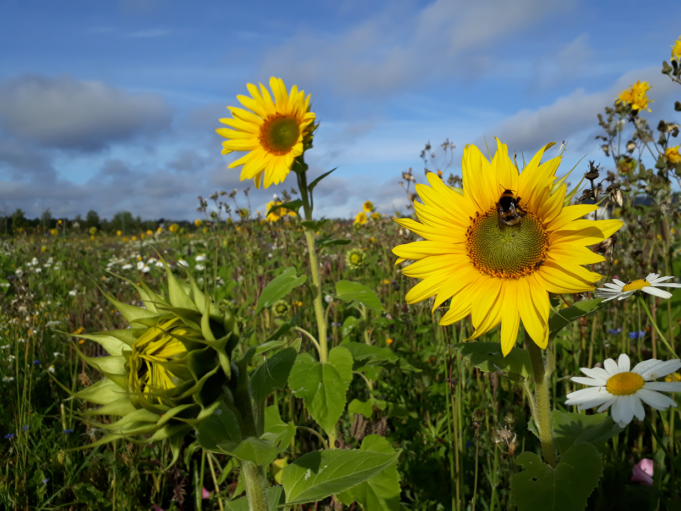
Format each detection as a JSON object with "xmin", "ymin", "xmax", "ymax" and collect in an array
[
  {"xmin": 241, "ymin": 461, "xmax": 269, "ymax": 511},
  {"xmin": 525, "ymin": 333, "xmax": 557, "ymax": 467}
]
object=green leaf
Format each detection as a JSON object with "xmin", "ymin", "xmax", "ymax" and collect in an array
[
  {"xmin": 256, "ymin": 267, "xmax": 307, "ymax": 315},
  {"xmin": 288, "ymin": 346, "xmax": 353, "ymax": 435},
  {"xmin": 282, "ymin": 448, "xmax": 400, "ymax": 505},
  {"xmin": 317, "ymin": 237, "xmax": 352, "ymax": 249},
  {"xmin": 552, "ymin": 410, "xmax": 622, "ymax": 454},
  {"xmin": 337, "ymin": 435, "xmax": 401, "ymax": 511},
  {"xmin": 341, "ymin": 316, "xmax": 359, "ymax": 341},
  {"xmin": 348, "ymin": 399, "xmax": 374, "ymax": 419},
  {"xmin": 196, "ymin": 403, "xmax": 242, "ymax": 453},
  {"xmin": 336, "ymin": 280, "xmax": 384, "ymax": 312},
  {"xmin": 218, "ymin": 437, "xmax": 281, "ymax": 467},
  {"xmin": 549, "ymin": 298, "xmax": 606, "ymax": 341},
  {"xmin": 264, "ymin": 405, "xmax": 296, "ymax": 452},
  {"xmin": 225, "ymin": 485, "xmax": 285, "ymax": 511},
  {"xmin": 511, "ymin": 442, "xmax": 603, "ymax": 511},
  {"xmin": 255, "ymin": 340, "xmax": 287, "ymax": 355},
  {"xmin": 267, "ymin": 199, "xmax": 303, "ymax": 216},
  {"xmin": 308, "ymin": 168, "xmax": 336, "ymax": 192},
  {"xmin": 300, "ymin": 219, "xmax": 329, "ymax": 231},
  {"xmin": 250, "ymin": 348, "xmax": 297, "ymax": 404},
  {"xmin": 452, "ymin": 342, "xmax": 532, "ymax": 379},
  {"xmin": 342, "ymin": 342, "xmax": 419, "ymax": 373}
]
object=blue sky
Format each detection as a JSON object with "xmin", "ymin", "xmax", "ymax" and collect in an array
[{"xmin": 0, "ymin": 0, "xmax": 679, "ymax": 221}]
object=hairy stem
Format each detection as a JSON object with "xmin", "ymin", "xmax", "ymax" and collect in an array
[{"xmin": 241, "ymin": 461, "xmax": 269, "ymax": 511}]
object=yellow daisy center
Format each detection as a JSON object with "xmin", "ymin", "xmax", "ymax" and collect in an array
[
  {"xmin": 606, "ymin": 371, "xmax": 645, "ymax": 396},
  {"xmin": 259, "ymin": 114, "xmax": 300, "ymax": 155},
  {"xmin": 466, "ymin": 207, "xmax": 549, "ymax": 279},
  {"xmin": 622, "ymin": 279, "xmax": 651, "ymax": 292}
]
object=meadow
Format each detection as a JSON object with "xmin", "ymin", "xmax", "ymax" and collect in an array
[{"xmin": 1, "ymin": 38, "xmax": 681, "ymax": 511}]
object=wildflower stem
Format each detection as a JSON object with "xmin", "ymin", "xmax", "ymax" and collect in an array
[
  {"xmin": 638, "ymin": 295, "xmax": 678, "ymax": 358},
  {"xmin": 293, "ymin": 327, "xmax": 322, "ymax": 357},
  {"xmin": 525, "ymin": 332, "xmax": 557, "ymax": 467}
]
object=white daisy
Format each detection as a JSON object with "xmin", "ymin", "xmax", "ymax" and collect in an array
[
  {"xmin": 195, "ymin": 254, "xmax": 207, "ymax": 262},
  {"xmin": 566, "ymin": 354, "xmax": 681, "ymax": 427},
  {"xmin": 596, "ymin": 274, "xmax": 681, "ymax": 302},
  {"xmin": 195, "ymin": 264, "xmax": 205, "ymax": 271}
]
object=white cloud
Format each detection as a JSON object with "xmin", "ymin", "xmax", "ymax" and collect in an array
[{"xmin": 0, "ymin": 74, "xmax": 173, "ymax": 151}]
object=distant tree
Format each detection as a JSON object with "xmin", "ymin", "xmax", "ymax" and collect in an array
[
  {"xmin": 11, "ymin": 208, "xmax": 27, "ymax": 233},
  {"xmin": 85, "ymin": 210, "xmax": 100, "ymax": 230},
  {"xmin": 40, "ymin": 208, "xmax": 52, "ymax": 233},
  {"xmin": 110, "ymin": 211, "xmax": 136, "ymax": 235}
]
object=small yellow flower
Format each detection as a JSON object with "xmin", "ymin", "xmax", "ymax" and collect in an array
[
  {"xmin": 157, "ymin": 227, "xmax": 163, "ymax": 233},
  {"xmin": 386, "ymin": 338, "xmax": 394, "ymax": 345},
  {"xmin": 90, "ymin": 235, "xmax": 95, "ymax": 240},
  {"xmin": 122, "ymin": 237, "xmax": 129, "ymax": 242},
  {"xmin": 371, "ymin": 212, "xmax": 381, "ymax": 221},
  {"xmin": 203, "ymin": 227, "xmax": 208, "ymax": 234},
  {"xmin": 141, "ymin": 233, "xmax": 145, "ymax": 239},
  {"xmin": 147, "ymin": 230, "xmax": 153, "ymax": 236},
  {"xmin": 117, "ymin": 230, "xmax": 122, "ymax": 236},
  {"xmin": 363, "ymin": 201, "xmax": 374, "ymax": 213},
  {"xmin": 72, "ymin": 327, "xmax": 85, "ymax": 335},
  {"xmin": 666, "ymin": 146, "xmax": 681, "ymax": 164},
  {"xmin": 50, "ymin": 228, "xmax": 59, "ymax": 236},
  {"xmin": 294, "ymin": 301, "xmax": 303, "ymax": 307},
  {"xmin": 194, "ymin": 219, "xmax": 202, "ymax": 227},
  {"xmin": 382, "ymin": 279, "xmax": 391, "ymax": 285},
  {"xmin": 354, "ymin": 211, "xmax": 367, "ymax": 225},
  {"xmin": 169, "ymin": 223, "xmax": 179, "ymax": 233},
  {"xmin": 437, "ymin": 170, "xmax": 443, "ymax": 177},
  {"xmin": 672, "ymin": 35, "xmax": 681, "ymax": 61},
  {"xmin": 41, "ymin": 246, "xmax": 46, "ymax": 252},
  {"xmin": 369, "ymin": 237, "xmax": 375, "ymax": 242},
  {"xmin": 132, "ymin": 236, "xmax": 137, "ymax": 241},
  {"xmin": 617, "ymin": 81, "xmax": 653, "ymax": 112},
  {"xmin": 665, "ymin": 372, "xmax": 681, "ymax": 382}
]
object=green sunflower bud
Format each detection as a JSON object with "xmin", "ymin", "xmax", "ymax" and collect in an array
[
  {"xmin": 272, "ymin": 299, "xmax": 290, "ymax": 318},
  {"xmin": 70, "ymin": 263, "xmax": 239, "ymax": 465},
  {"xmin": 345, "ymin": 248, "xmax": 366, "ymax": 270}
]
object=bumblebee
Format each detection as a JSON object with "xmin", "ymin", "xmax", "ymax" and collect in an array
[{"xmin": 497, "ymin": 189, "xmax": 525, "ymax": 227}]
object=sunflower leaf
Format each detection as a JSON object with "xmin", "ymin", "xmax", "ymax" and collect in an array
[
  {"xmin": 511, "ymin": 441, "xmax": 603, "ymax": 511},
  {"xmin": 308, "ymin": 168, "xmax": 336, "ymax": 193},
  {"xmin": 452, "ymin": 342, "xmax": 532, "ymax": 379},
  {"xmin": 256, "ymin": 267, "xmax": 307, "ymax": 315},
  {"xmin": 549, "ymin": 298, "xmax": 606, "ymax": 341},
  {"xmin": 282, "ymin": 448, "xmax": 400, "ymax": 505},
  {"xmin": 250, "ymin": 347, "xmax": 297, "ymax": 405},
  {"xmin": 336, "ymin": 280, "xmax": 384, "ymax": 312},
  {"xmin": 552, "ymin": 410, "xmax": 622, "ymax": 454}
]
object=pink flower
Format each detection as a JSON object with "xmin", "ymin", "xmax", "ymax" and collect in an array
[
  {"xmin": 202, "ymin": 487, "xmax": 211, "ymax": 499},
  {"xmin": 631, "ymin": 459, "xmax": 654, "ymax": 485},
  {"xmin": 152, "ymin": 505, "xmax": 164, "ymax": 511}
]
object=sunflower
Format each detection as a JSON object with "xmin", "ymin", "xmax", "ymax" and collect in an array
[
  {"xmin": 217, "ymin": 77, "xmax": 317, "ymax": 189},
  {"xmin": 392, "ymin": 140, "xmax": 622, "ymax": 355}
]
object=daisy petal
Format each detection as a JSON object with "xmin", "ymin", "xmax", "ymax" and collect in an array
[
  {"xmin": 597, "ymin": 396, "xmax": 616, "ymax": 413},
  {"xmin": 644, "ymin": 382, "xmax": 681, "ymax": 392},
  {"xmin": 571, "ymin": 376, "xmax": 606, "ymax": 387},
  {"xmin": 637, "ymin": 389, "xmax": 678, "ymax": 410},
  {"xmin": 603, "ymin": 358, "xmax": 621, "ymax": 376},
  {"xmin": 642, "ymin": 287, "xmax": 672, "ymax": 299},
  {"xmin": 641, "ymin": 359, "xmax": 681, "ymax": 380},
  {"xmin": 617, "ymin": 353, "xmax": 630, "ymax": 372},
  {"xmin": 632, "ymin": 395, "xmax": 646, "ymax": 421},
  {"xmin": 580, "ymin": 367, "xmax": 610, "ymax": 381}
]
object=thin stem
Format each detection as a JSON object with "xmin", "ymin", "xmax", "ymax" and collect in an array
[
  {"xmin": 638, "ymin": 295, "xmax": 678, "ymax": 358},
  {"xmin": 207, "ymin": 453, "xmax": 225, "ymax": 511},
  {"xmin": 293, "ymin": 326, "xmax": 322, "ymax": 357},
  {"xmin": 525, "ymin": 332, "xmax": 557, "ymax": 467},
  {"xmin": 296, "ymin": 426, "xmax": 330, "ymax": 450}
]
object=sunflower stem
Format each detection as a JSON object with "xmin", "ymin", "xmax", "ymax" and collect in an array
[
  {"xmin": 240, "ymin": 461, "xmax": 269, "ymax": 511},
  {"xmin": 638, "ymin": 295, "xmax": 678, "ymax": 358},
  {"xmin": 525, "ymin": 333, "xmax": 557, "ymax": 468}
]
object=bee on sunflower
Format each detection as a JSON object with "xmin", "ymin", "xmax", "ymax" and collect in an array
[{"xmin": 393, "ymin": 139, "xmax": 622, "ymax": 356}]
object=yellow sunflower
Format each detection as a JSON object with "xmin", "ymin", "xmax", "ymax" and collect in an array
[
  {"xmin": 363, "ymin": 200, "xmax": 374, "ymax": 212},
  {"xmin": 672, "ymin": 35, "xmax": 681, "ymax": 61},
  {"xmin": 393, "ymin": 140, "xmax": 622, "ymax": 356},
  {"xmin": 217, "ymin": 77, "xmax": 316, "ymax": 189}
]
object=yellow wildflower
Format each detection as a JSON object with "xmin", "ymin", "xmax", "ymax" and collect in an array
[
  {"xmin": 665, "ymin": 372, "xmax": 681, "ymax": 382},
  {"xmin": 363, "ymin": 201, "xmax": 374, "ymax": 213},
  {"xmin": 371, "ymin": 212, "xmax": 381, "ymax": 221},
  {"xmin": 169, "ymin": 223, "xmax": 179, "ymax": 233},
  {"xmin": 666, "ymin": 146, "xmax": 681, "ymax": 164},
  {"xmin": 386, "ymin": 338, "xmax": 394, "ymax": 345},
  {"xmin": 672, "ymin": 36, "xmax": 681, "ymax": 61},
  {"xmin": 117, "ymin": 230, "xmax": 122, "ymax": 236},
  {"xmin": 147, "ymin": 230, "xmax": 153, "ymax": 235},
  {"xmin": 354, "ymin": 211, "xmax": 367, "ymax": 225},
  {"xmin": 617, "ymin": 81, "xmax": 653, "ymax": 112},
  {"xmin": 194, "ymin": 219, "xmax": 202, "ymax": 227}
]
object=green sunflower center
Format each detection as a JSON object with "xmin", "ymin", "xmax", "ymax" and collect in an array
[
  {"xmin": 260, "ymin": 114, "xmax": 300, "ymax": 155},
  {"xmin": 466, "ymin": 207, "xmax": 549, "ymax": 279},
  {"xmin": 606, "ymin": 371, "xmax": 644, "ymax": 396}
]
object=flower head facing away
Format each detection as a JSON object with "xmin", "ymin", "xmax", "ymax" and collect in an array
[
  {"xmin": 217, "ymin": 77, "xmax": 316, "ymax": 189},
  {"xmin": 596, "ymin": 274, "xmax": 681, "ymax": 302},
  {"xmin": 566, "ymin": 354, "xmax": 681, "ymax": 427},
  {"xmin": 392, "ymin": 139, "xmax": 622, "ymax": 355},
  {"xmin": 666, "ymin": 146, "xmax": 681, "ymax": 165}
]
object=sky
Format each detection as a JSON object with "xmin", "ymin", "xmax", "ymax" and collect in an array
[{"xmin": 0, "ymin": 0, "xmax": 680, "ymax": 221}]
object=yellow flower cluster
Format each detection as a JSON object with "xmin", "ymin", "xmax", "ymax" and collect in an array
[
  {"xmin": 265, "ymin": 201, "xmax": 296, "ymax": 222},
  {"xmin": 169, "ymin": 223, "xmax": 179, "ymax": 233},
  {"xmin": 672, "ymin": 35, "xmax": 681, "ymax": 61},
  {"xmin": 666, "ymin": 146, "xmax": 681, "ymax": 164},
  {"xmin": 617, "ymin": 80, "xmax": 653, "ymax": 112}
]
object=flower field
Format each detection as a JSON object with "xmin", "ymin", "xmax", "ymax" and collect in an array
[{"xmin": 2, "ymin": 35, "xmax": 681, "ymax": 511}]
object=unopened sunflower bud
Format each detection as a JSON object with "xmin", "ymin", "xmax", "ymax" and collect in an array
[
  {"xmin": 345, "ymin": 248, "xmax": 366, "ymax": 270},
  {"xmin": 626, "ymin": 140, "xmax": 636, "ymax": 153},
  {"xmin": 70, "ymin": 263, "xmax": 238, "ymax": 465}
]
